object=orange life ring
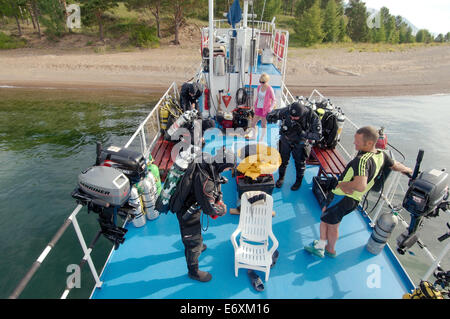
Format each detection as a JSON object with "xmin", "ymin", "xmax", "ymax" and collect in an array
[
  {"xmin": 274, "ymin": 32, "xmax": 279, "ymax": 56},
  {"xmin": 279, "ymin": 33, "xmax": 286, "ymax": 59}
]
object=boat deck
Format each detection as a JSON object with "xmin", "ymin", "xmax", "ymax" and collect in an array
[{"xmin": 91, "ymin": 124, "xmax": 414, "ymax": 299}]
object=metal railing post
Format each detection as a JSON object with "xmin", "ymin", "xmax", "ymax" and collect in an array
[
  {"xmin": 422, "ymin": 240, "xmax": 450, "ymax": 282},
  {"xmin": 69, "ymin": 215, "xmax": 103, "ymax": 292}
]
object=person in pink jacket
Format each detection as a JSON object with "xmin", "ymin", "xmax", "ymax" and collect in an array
[{"xmin": 247, "ymin": 73, "xmax": 276, "ymax": 141}]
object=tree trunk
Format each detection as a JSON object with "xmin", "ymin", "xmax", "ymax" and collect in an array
[
  {"xmin": 15, "ymin": 15, "xmax": 22, "ymax": 36},
  {"xmin": 31, "ymin": 1, "xmax": 41, "ymax": 39},
  {"xmin": 150, "ymin": 5, "xmax": 161, "ymax": 38},
  {"xmin": 156, "ymin": 18, "xmax": 161, "ymax": 38},
  {"xmin": 96, "ymin": 11, "xmax": 104, "ymax": 42},
  {"xmin": 173, "ymin": 2, "xmax": 182, "ymax": 45},
  {"xmin": 27, "ymin": 2, "xmax": 37, "ymax": 30}
]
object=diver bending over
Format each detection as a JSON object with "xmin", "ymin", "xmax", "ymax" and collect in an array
[{"xmin": 169, "ymin": 148, "xmax": 235, "ymax": 282}]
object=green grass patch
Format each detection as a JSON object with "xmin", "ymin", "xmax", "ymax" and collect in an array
[{"xmin": 0, "ymin": 31, "xmax": 27, "ymax": 49}]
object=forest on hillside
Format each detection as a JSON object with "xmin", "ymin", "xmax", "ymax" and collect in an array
[{"xmin": 1, "ymin": 0, "xmax": 449, "ymax": 50}]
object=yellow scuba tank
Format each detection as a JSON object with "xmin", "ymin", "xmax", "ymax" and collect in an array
[{"xmin": 159, "ymin": 105, "xmax": 169, "ymax": 132}]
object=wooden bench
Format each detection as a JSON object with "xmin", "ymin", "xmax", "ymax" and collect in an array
[
  {"xmin": 150, "ymin": 135, "xmax": 175, "ymax": 182},
  {"xmin": 310, "ymin": 146, "xmax": 347, "ymax": 179}
]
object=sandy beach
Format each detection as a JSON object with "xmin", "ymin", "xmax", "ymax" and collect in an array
[{"xmin": 1, "ymin": 43, "xmax": 450, "ymax": 97}]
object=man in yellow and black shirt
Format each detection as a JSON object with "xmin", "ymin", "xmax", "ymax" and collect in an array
[{"xmin": 305, "ymin": 126, "xmax": 412, "ymax": 258}]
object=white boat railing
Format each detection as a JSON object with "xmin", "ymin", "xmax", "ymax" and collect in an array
[
  {"xmin": 213, "ymin": 19, "xmax": 275, "ymax": 33},
  {"xmin": 124, "ymin": 82, "xmax": 179, "ymax": 158}
]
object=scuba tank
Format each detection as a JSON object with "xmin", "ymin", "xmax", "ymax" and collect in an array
[
  {"xmin": 139, "ymin": 175, "xmax": 159, "ymax": 220},
  {"xmin": 159, "ymin": 106, "xmax": 169, "ymax": 132},
  {"xmin": 366, "ymin": 209, "xmax": 399, "ymax": 255},
  {"xmin": 166, "ymin": 109, "xmax": 198, "ymax": 138},
  {"xmin": 376, "ymin": 127, "xmax": 388, "ymax": 150},
  {"xmin": 129, "ymin": 186, "xmax": 147, "ymax": 228},
  {"xmin": 155, "ymin": 145, "xmax": 200, "ymax": 214},
  {"xmin": 335, "ymin": 109, "xmax": 345, "ymax": 144},
  {"xmin": 147, "ymin": 155, "xmax": 162, "ymax": 195}
]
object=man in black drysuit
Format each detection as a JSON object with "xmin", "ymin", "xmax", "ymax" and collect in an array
[
  {"xmin": 267, "ymin": 101, "xmax": 322, "ymax": 190},
  {"xmin": 180, "ymin": 82, "xmax": 203, "ymax": 112},
  {"xmin": 169, "ymin": 148, "xmax": 235, "ymax": 282}
]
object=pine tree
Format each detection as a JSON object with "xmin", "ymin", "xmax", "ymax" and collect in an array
[
  {"xmin": 322, "ymin": 0, "xmax": 338, "ymax": 42},
  {"xmin": 295, "ymin": 0, "xmax": 315, "ymax": 17},
  {"xmin": 385, "ymin": 15, "xmax": 396, "ymax": 43},
  {"xmin": 434, "ymin": 34, "xmax": 444, "ymax": 43},
  {"xmin": 255, "ymin": 0, "xmax": 281, "ymax": 22},
  {"xmin": 337, "ymin": 15, "xmax": 347, "ymax": 42},
  {"xmin": 125, "ymin": 0, "xmax": 166, "ymax": 38},
  {"xmin": 0, "ymin": 0, "xmax": 26, "ymax": 36},
  {"xmin": 345, "ymin": 0, "xmax": 369, "ymax": 42},
  {"xmin": 80, "ymin": 0, "xmax": 119, "ymax": 41},
  {"xmin": 295, "ymin": 0, "xmax": 323, "ymax": 46},
  {"xmin": 415, "ymin": 29, "xmax": 432, "ymax": 43},
  {"xmin": 171, "ymin": 0, "xmax": 197, "ymax": 45},
  {"xmin": 374, "ymin": 21, "xmax": 385, "ymax": 43},
  {"xmin": 38, "ymin": 0, "xmax": 67, "ymax": 39}
]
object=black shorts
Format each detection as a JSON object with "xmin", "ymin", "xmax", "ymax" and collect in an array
[{"xmin": 320, "ymin": 194, "xmax": 359, "ymax": 225}]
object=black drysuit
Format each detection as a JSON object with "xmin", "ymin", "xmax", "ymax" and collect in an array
[
  {"xmin": 169, "ymin": 151, "xmax": 233, "ymax": 275},
  {"xmin": 180, "ymin": 82, "xmax": 203, "ymax": 112},
  {"xmin": 267, "ymin": 102, "xmax": 322, "ymax": 183}
]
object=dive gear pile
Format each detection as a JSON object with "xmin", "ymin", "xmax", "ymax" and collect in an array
[
  {"xmin": 403, "ymin": 280, "xmax": 444, "ymax": 299},
  {"xmin": 159, "ymin": 96, "xmax": 183, "ymax": 138},
  {"xmin": 232, "ymin": 106, "xmax": 254, "ymax": 130},
  {"xmin": 292, "ymin": 96, "xmax": 345, "ymax": 149}
]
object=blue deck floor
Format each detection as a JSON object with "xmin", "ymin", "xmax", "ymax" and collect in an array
[{"xmin": 92, "ymin": 124, "xmax": 414, "ymax": 299}]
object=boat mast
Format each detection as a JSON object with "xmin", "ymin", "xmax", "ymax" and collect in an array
[{"xmin": 208, "ymin": 0, "xmax": 214, "ymax": 115}]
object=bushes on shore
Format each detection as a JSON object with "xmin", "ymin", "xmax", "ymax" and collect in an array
[{"xmin": 0, "ymin": 32, "xmax": 27, "ymax": 49}]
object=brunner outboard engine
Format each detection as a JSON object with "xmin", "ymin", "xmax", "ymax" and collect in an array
[
  {"xmin": 96, "ymin": 142, "xmax": 159, "ymax": 223},
  {"xmin": 72, "ymin": 142, "xmax": 157, "ymax": 249},
  {"xmin": 397, "ymin": 149, "xmax": 450, "ymax": 255},
  {"xmin": 72, "ymin": 165, "xmax": 131, "ymax": 250}
]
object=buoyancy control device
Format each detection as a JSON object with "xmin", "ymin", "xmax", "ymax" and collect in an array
[
  {"xmin": 313, "ymin": 98, "xmax": 345, "ymax": 149},
  {"xmin": 232, "ymin": 106, "xmax": 254, "ymax": 130}
]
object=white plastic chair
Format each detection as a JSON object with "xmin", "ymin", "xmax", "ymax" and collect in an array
[{"xmin": 231, "ymin": 191, "xmax": 278, "ymax": 281}]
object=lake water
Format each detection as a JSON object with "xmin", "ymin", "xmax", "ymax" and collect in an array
[{"xmin": 0, "ymin": 88, "xmax": 449, "ymax": 298}]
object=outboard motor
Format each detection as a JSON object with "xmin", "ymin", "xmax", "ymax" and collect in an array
[
  {"xmin": 396, "ymin": 150, "xmax": 450, "ymax": 254},
  {"xmin": 96, "ymin": 143, "xmax": 147, "ymax": 185},
  {"xmin": 72, "ymin": 166, "xmax": 132, "ymax": 249}
]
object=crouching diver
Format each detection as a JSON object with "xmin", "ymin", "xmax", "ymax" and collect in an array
[
  {"xmin": 169, "ymin": 147, "xmax": 235, "ymax": 282},
  {"xmin": 266, "ymin": 101, "xmax": 322, "ymax": 190},
  {"xmin": 179, "ymin": 82, "xmax": 203, "ymax": 112}
]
